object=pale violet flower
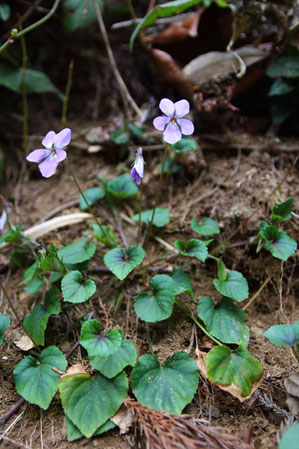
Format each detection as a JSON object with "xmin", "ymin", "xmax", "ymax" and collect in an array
[
  {"xmin": 130, "ymin": 147, "xmax": 144, "ymax": 185},
  {"xmin": 153, "ymin": 98, "xmax": 194, "ymax": 145},
  {"xmin": 26, "ymin": 128, "xmax": 71, "ymax": 178}
]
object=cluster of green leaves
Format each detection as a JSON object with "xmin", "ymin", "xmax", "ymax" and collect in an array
[{"xmin": 257, "ymin": 197, "xmax": 297, "ymax": 261}]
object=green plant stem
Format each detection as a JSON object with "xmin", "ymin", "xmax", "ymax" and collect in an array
[
  {"xmin": 144, "ymin": 146, "xmax": 168, "ymax": 249},
  {"xmin": 66, "ymin": 159, "xmax": 107, "ymax": 236},
  {"xmin": 175, "ymin": 299, "xmax": 222, "ymax": 346},
  {"xmin": 126, "ymin": 0, "xmax": 148, "ymax": 49},
  {"xmin": 0, "ymin": 0, "xmax": 61, "ymax": 54},
  {"xmin": 61, "ymin": 60, "xmax": 74, "ymax": 124},
  {"xmin": 20, "ymin": 35, "xmax": 28, "ymax": 153},
  {"xmin": 137, "ymin": 182, "xmax": 143, "ymax": 246},
  {"xmin": 0, "ymin": 278, "xmax": 40, "ymax": 349},
  {"xmin": 145, "ymin": 322, "xmax": 155, "ymax": 357},
  {"xmin": 242, "ymin": 277, "xmax": 270, "ymax": 311}
]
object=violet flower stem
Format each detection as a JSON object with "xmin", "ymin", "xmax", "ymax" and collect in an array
[
  {"xmin": 0, "ymin": 0, "xmax": 61, "ymax": 53},
  {"xmin": 137, "ymin": 181, "xmax": 143, "ymax": 246},
  {"xmin": 242, "ymin": 277, "xmax": 270, "ymax": 311},
  {"xmin": 144, "ymin": 146, "xmax": 168, "ymax": 249},
  {"xmin": 0, "ymin": 278, "xmax": 40, "ymax": 349},
  {"xmin": 20, "ymin": 35, "xmax": 28, "ymax": 154},
  {"xmin": 61, "ymin": 60, "xmax": 74, "ymax": 124},
  {"xmin": 0, "ymin": 398, "xmax": 25, "ymax": 427},
  {"xmin": 66, "ymin": 160, "xmax": 107, "ymax": 236}
]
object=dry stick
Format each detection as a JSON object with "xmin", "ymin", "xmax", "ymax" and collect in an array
[
  {"xmin": 0, "ymin": 398, "xmax": 25, "ymax": 427},
  {"xmin": 0, "ymin": 278, "xmax": 40, "ymax": 348},
  {"xmin": 92, "ymin": 0, "xmax": 141, "ymax": 120},
  {"xmin": 61, "ymin": 60, "xmax": 74, "ymax": 124},
  {"xmin": 242, "ymin": 277, "xmax": 270, "ymax": 311}
]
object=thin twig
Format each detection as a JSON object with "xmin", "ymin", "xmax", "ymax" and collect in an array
[
  {"xmin": 92, "ymin": 0, "xmax": 141, "ymax": 119},
  {"xmin": 242, "ymin": 278, "xmax": 270, "ymax": 311},
  {"xmin": 61, "ymin": 60, "xmax": 74, "ymax": 124}
]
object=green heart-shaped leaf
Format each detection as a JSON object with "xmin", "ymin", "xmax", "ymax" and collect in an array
[
  {"xmin": 263, "ymin": 321, "xmax": 299, "ymax": 348},
  {"xmin": 65, "ymin": 415, "xmax": 115, "ymax": 441},
  {"xmin": 174, "ymin": 239, "xmax": 208, "ymax": 262},
  {"xmin": 206, "ymin": 343, "xmax": 263, "ymax": 396},
  {"xmin": 89, "ymin": 339, "xmax": 137, "ymax": 378},
  {"xmin": 0, "ymin": 312, "xmax": 10, "ymax": 345},
  {"xmin": 104, "ymin": 245, "xmax": 145, "ymax": 280},
  {"xmin": 58, "ymin": 238, "xmax": 96, "ymax": 264},
  {"xmin": 13, "ymin": 346, "xmax": 67, "ymax": 409},
  {"xmin": 271, "ymin": 197, "xmax": 294, "ymax": 223},
  {"xmin": 23, "ymin": 286, "xmax": 61, "ymax": 345},
  {"xmin": 190, "ymin": 218, "xmax": 220, "ymax": 236},
  {"xmin": 133, "ymin": 208, "xmax": 169, "ymax": 228},
  {"xmin": 61, "ymin": 270, "xmax": 96, "ymax": 303},
  {"xmin": 80, "ymin": 320, "xmax": 122, "ymax": 357},
  {"xmin": 134, "ymin": 274, "xmax": 176, "ymax": 322},
  {"xmin": 259, "ymin": 224, "xmax": 297, "ymax": 261},
  {"xmin": 106, "ymin": 174, "xmax": 138, "ymax": 199},
  {"xmin": 131, "ymin": 352, "xmax": 199, "ymax": 414},
  {"xmin": 59, "ymin": 371, "xmax": 128, "ymax": 437},
  {"xmin": 213, "ymin": 270, "xmax": 249, "ymax": 302},
  {"xmin": 171, "ymin": 267, "xmax": 193, "ymax": 300},
  {"xmin": 79, "ymin": 187, "xmax": 105, "ymax": 211},
  {"xmin": 197, "ymin": 297, "xmax": 249, "ymax": 345}
]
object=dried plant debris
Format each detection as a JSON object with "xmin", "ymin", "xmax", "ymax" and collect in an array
[
  {"xmin": 285, "ymin": 372, "xmax": 299, "ymax": 416},
  {"xmin": 124, "ymin": 398, "xmax": 254, "ymax": 449}
]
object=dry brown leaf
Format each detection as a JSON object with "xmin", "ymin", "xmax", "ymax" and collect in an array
[
  {"xmin": 60, "ymin": 363, "xmax": 88, "ymax": 379},
  {"xmin": 183, "ymin": 46, "xmax": 271, "ymax": 85},
  {"xmin": 110, "ymin": 405, "xmax": 135, "ymax": 434},
  {"xmin": 146, "ymin": 10, "xmax": 203, "ymax": 45},
  {"xmin": 150, "ymin": 48, "xmax": 194, "ymax": 100},
  {"xmin": 285, "ymin": 372, "xmax": 299, "ymax": 415},
  {"xmin": 195, "ymin": 348, "xmax": 263, "ymax": 402},
  {"xmin": 14, "ymin": 335, "xmax": 34, "ymax": 351}
]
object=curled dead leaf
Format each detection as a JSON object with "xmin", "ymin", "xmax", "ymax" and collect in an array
[
  {"xmin": 111, "ymin": 405, "xmax": 135, "ymax": 434},
  {"xmin": 195, "ymin": 348, "xmax": 263, "ymax": 402},
  {"xmin": 150, "ymin": 48, "xmax": 194, "ymax": 100},
  {"xmin": 60, "ymin": 363, "xmax": 88, "ymax": 379}
]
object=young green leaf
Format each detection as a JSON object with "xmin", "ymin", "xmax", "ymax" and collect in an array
[
  {"xmin": 59, "ymin": 371, "xmax": 128, "ymax": 438},
  {"xmin": 197, "ymin": 297, "xmax": 249, "ymax": 345},
  {"xmin": 217, "ymin": 259, "xmax": 227, "ymax": 282},
  {"xmin": 171, "ymin": 267, "xmax": 194, "ymax": 300},
  {"xmin": 23, "ymin": 286, "xmax": 61, "ymax": 346},
  {"xmin": 61, "ymin": 270, "xmax": 96, "ymax": 303},
  {"xmin": 80, "ymin": 320, "xmax": 122, "ymax": 357},
  {"xmin": 271, "ymin": 197, "xmax": 294, "ymax": 223},
  {"xmin": 0, "ymin": 66, "xmax": 60, "ymax": 96},
  {"xmin": 79, "ymin": 187, "xmax": 105, "ymax": 211},
  {"xmin": 131, "ymin": 352, "xmax": 199, "ymax": 414},
  {"xmin": 89, "ymin": 339, "xmax": 137, "ymax": 378},
  {"xmin": 134, "ymin": 274, "xmax": 176, "ymax": 322},
  {"xmin": 58, "ymin": 238, "xmax": 96, "ymax": 264},
  {"xmin": 0, "ymin": 223, "xmax": 23, "ymax": 244},
  {"xmin": 0, "ymin": 312, "xmax": 10, "ymax": 345},
  {"xmin": 263, "ymin": 321, "xmax": 299, "ymax": 348},
  {"xmin": 206, "ymin": 344, "xmax": 263, "ymax": 397},
  {"xmin": 133, "ymin": 208, "xmax": 170, "ymax": 228},
  {"xmin": 170, "ymin": 136, "xmax": 197, "ymax": 153},
  {"xmin": 174, "ymin": 239, "xmax": 208, "ymax": 262},
  {"xmin": 111, "ymin": 127, "xmax": 130, "ymax": 145},
  {"xmin": 21, "ymin": 260, "xmax": 42, "ymax": 285},
  {"xmin": 24, "ymin": 276, "xmax": 45, "ymax": 294},
  {"xmin": 106, "ymin": 174, "xmax": 138, "ymax": 199},
  {"xmin": 267, "ymin": 56, "xmax": 299, "ymax": 78},
  {"xmin": 213, "ymin": 270, "xmax": 249, "ymax": 302},
  {"xmin": 269, "ymin": 78, "xmax": 294, "ymax": 96},
  {"xmin": 190, "ymin": 218, "xmax": 220, "ymax": 236},
  {"xmin": 104, "ymin": 245, "xmax": 145, "ymax": 280},
  {"xmin": 65, "ymin": 415, "xmax": 115, "ymax": 442},
  {"xmin": 63, "ymin": 0, "xmax": 103, "ymax": 32},
  {"xmin": 13, "ymin": 346, "xmax": 67, "ymax": 409},
  {"xmin": 279, "ymin": 422, "xmax": 299, "ymax": 449},
  {"xmin": 93, "ymin": 224, "xmax": 118, "ymax": 248},
  {"xmin": 259, "ymin": 224, "xmax": 297, "ymax": 261}
]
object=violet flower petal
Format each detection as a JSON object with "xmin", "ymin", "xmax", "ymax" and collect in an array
[
  {"xmin": 131, "ymin": 167, "xmax": 141, "ymax": 185},
  {"xmin": 163, "ymin": 122, "xmax": 182, "ymax": 144},
  {"xmin": 134, "ymin": 156, "xmax": 144, "ymax": 178},
  {"xmin": 38, "ymin": 159, "xmax": 59, "ymax": 178},
  {"xmin": 177, "ymin": 118, "xmax": 194, "ymax": 135},
  {"xmin": 174, "ymin": 99, "xmax": 190, "ymax": 118},
  {"xmin": 26, "ymin": 149, "xmax": 51, "ymax": 163},
  {"xmin": 153, "ymin": 116, "xmax": 169, "ymax": 131},
  {"xmin": 55, "ymin": 149, "xmax": 68, "ymax": 162},
  {"xmin": 159, "ymin": 98, "xmax": 175, "ymax": 117},
  {"xmin": 42, "ymin": 131, "xmax": 55, "ymax": 149},
  {"xmin": 54, "ymin": 128, "xmax": 71, "ymax": 150}
]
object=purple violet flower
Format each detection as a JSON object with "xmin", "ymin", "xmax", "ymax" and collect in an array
[
  {"xmin": 130, "ymin": 147, "xmax": 144, "ymax": 185},
  {"xmin": 153, "ymin": 98, "xmax": 194, "ymax": 145},
  {"xmin": 26, "ymin": 128, "xmax": 71, "ymax": 178}
]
